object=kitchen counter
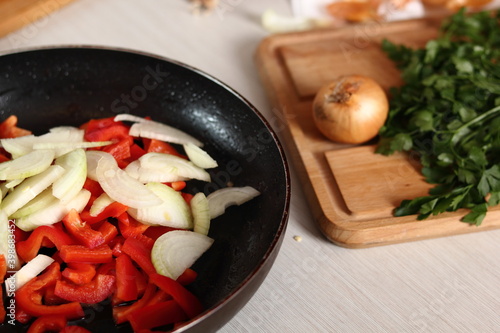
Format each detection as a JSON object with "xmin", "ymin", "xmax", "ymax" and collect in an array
[{"xmin": 1, "ymin": 1, "xmax": 499, "ymax": 332}]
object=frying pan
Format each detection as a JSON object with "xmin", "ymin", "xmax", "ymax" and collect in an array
[{"xmin": 0, "ymin": 47, "xmax": 290, "ymax": 332}]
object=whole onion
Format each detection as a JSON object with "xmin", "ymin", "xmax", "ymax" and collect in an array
[{"xmin": 312, "ymin": 75, "xmax": 389, "ymax": 144}]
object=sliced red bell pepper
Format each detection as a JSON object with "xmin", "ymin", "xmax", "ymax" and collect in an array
[
  {"xmin": 143, "ymin": 225, "xmax": 178, "ymax": 241},
  {"xmin": 54, "ymin": 273, "xmax": 116, "ymax": 304},
  {"xmin": 117, "ymin": 212, "xmax": 149, "ymax": 238},
  {"xmin": 149, "ymin": 273, "xmax": 204, "ymax": 319},
  {"xmin": 109, "ymin": 235, "xmax": 125, "ymax": 257},
  {"xmin": 80, "ymin": 202, "xmax": 129, "ymax": 225},
  {"xmin": 112, "ymin": 283, "xmax": 156, "ymax": 324},
  {"xmin": 115, "ymin": 254, "xmax": 139, "ymax": 302},
  {"xmin": 167, "ymin": 181, "xmax": 187, "ymax": 191},
  {"xmin": 0, "ymin": 255, "xmax": 6, "ymax": 323},
  {"xmin": 181, "ymin": 192, "xmax": 194, "ymax": 205},
  {"xmin": 62, "ymin": 263, "xmax": 97, "ymax": 286},
  {"xmin": 83, "ymin": 178, "xmax": 104, "ymax": 199},
  {"xmin": 15, "ymin": 307, "xmax": 32, "ymax": 324},
  {"xmin": 98, "ymin": 220, "xmax": 119, "ymax": 244},
  {"xmin": 121, "ymin": 236, "xmax": 155, "ymax": 275},
  {"xmin": 176, "ymin": 268, "xmax": 198, "ymax": 286},
  {"xmin": 129, "ymin": 143, "xmax": 146, "ymax": 160},
  {"xmin": 16, "ymin": 224, "xmax": 76, "ymax": 262},
  {"xmin": 128, "ymin": 300, "xmax": 188, "ymax": 332},
  {"xmin": 102, "ymin": 136, "xmax": 133, "ymax": 161},
  {"xmin": 0, "ymin": 115, "xmax": 31, "ymax": 139},
  {"xmin": 26, "ymin": 314, "xmax": 67, "ymax": 333},
  {"xmin": 63, "ymin": 209, "xmax": 105, "ymax": 249},
  {"xmin": 145, "ymin": 139, "xmax": 185, "ymax": 158},
  {"xmin": 85, "ymin": 122, "xmax": 130, "ymax": 143},
  {"xmin": 15, "ymin": 263, "xmax": 84, "ymax": 320},
  {"xmin": 59, "ymin": 244, "xmax": 113, "ymax": 264}
]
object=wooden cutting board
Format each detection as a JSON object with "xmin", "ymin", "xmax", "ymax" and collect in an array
[
  {"xmin": 255, "ymin": 16, "xmax": 500, "ymax": 248},
  {"xmin": 0, "ymin": 0, "xmax": 77, "ymax": 39}
]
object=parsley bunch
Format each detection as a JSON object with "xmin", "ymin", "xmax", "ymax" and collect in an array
[{"xmin": 377, "ymin": 9, "xmax": 500, "ymax": 225}]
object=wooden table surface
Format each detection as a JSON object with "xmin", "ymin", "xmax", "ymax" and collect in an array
[{"xmin": 1, "ymin": 1, "xmax": 499, "ymax": 332}]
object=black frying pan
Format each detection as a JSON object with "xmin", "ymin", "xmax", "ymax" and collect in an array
[{"xmin": 0, "ymin": 47, "xmax": 290, "ymax": 332}]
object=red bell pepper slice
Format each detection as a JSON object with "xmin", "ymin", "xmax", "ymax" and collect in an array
[
  {"xmin": 176, "ymin": 268, "xmax": 198, "ymax": 286},
  {"xmin": 167, "ymin": 181, "xmax": 187, "ymax": 191},
  {"xmin": 80, "ymin": 202, "xmax": 129, "ymax": 225},
  {"xmin": 15, "ymin": 307, "xmax": 32, "ymax": 324},
  {"xmin": 63, "ymin": 209, "xmax": 105, "ymax": 249},
  {"xmin": 16, "ymin": 224, "xmax": 76, "ymax": 262},
  {"xmin": 15, "ymin": 263, "xmax": 84, "ymax": 320},
  {"xmin": 149, "ymin": 273, "xmax": 204, "ymax": 319},
  {"xmin": 26, "ymin": 314, "xmax": 67, "ymax": 333},
  {"xmin": 181, "ymin": 192, "xmax": 194, "ymax": 205},
  {"xmin": 84, "ymin": 118, "xmax": 130, "ymax": 142},
  {"xmin": 143, "ymin": 225, "xmax": 178, "ymax": 241},
  {"xmin": 122, "ymin": 236, "xmax": 155, "ymax": 275},
  {"xmin": 115, "ymin": 254, "xmax": 139, "ymax": 302},
  {"xmin": 59, "ymin": 244, "xmax": 113, "ymax": 264},
  {"xmin": 97, "ymin": 220, "xmax": 119, "ymax": 244},
  {"xmin": 0, "ymin": 255, "xmax": 6, "ymax": 323},
  {"xmin": 112, "ymin": 283, "xmax": 156, "ymax": 324},
  {"xmin": 129, "ymin": 143, "xmax": 146, "ymax": 160},
  {"xmin": 117, "ymin": 212, "xmax": 149, "ymax": 238},
  {"xmin": 54, "ymin": 273, "xmax": 116, "ymax": 304},
  {"xmin": 102, "ymin": 136, "xmax": 133, "ymax": 161},
  {"xmin": 83, "ymin": 178, "xmax": 104, "ymax": 200},
  {"xmin": 128, "ymin": 300, "xmax": 188, "ymax": 332},
  {"xmin": 62, "ymin": 263, "xmax": 97, "ymax": 286},
  {"xmin": 145, "ymin": 139, "xmax": 185, "ymax": 158},
  {"xmin": 0, "ymin": 115, "xmax": 31, "ymax": 139}
]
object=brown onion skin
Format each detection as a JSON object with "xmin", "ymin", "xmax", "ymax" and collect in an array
[{"xmin": 312, "ymin": 75, "xmax": 389, "ymax": 144}]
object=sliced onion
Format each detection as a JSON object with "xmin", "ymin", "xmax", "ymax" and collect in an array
[
  {"xmin": 94, "ymin": 151, "xmax": 162, "ymax": 209},
  {"xmin": 53, "ymin": 148, "xmax": 87, "ymax": 202},
  {"xmin": 183, "ymin": 143, "xmax": 218, "ymax": 169},
  {"xmin": 5, "ymin": 178, "xmax": 23, "ymax": 189},
  {"xmin": 139, "ymin": 153, "xmax": 211, "ymax": 182},
  {"xmin": 89, "ymin": 193, "xmax": 114, "ymax": 217},
  {"xmin": 0, "ymin": 127, "xmax": 84, "ymax": 158},
  {"xmin": 15, "ymin": 189, "xmax": 91, "ymax": 232},
  {"xmin": 10, "ymin": 188, "xmax": 58, "ymax": 219},
  {"xmin": 125, "ymin": 160, "xmax": 187, "ymax": 183},
  {"xmin": 151, "ymin": 230, "xmax": 214, "ymax": 280},
  {"xmin": 114, "ymin": 113, "xmax": 149, "ymax": 123},
  {"xmin": 128, "ymin": 182, "xmax": 193, "ymax": 228},
  {"xmin": 0, "ymin": 165, "xmax": 65, "ymax": 217},
  {"xmin": 207, "ymin": 186, "xmax": 261, "ymax": 219},
  {"xmin": 33, "ymin": 141, "xmax": 112, "ymax": 150},
  {"xmin": 0, "ymin": 149, "xmax": 55, "ymax": 181},
  {"xmin": 191, "ymin": 192, "xmax": 210, "ymax": 236},
  {"xmin": 9, "ymin": 254, "xmax": 54, "ymax": 290},
  {"xmin": 129, "ymin": 120, "xmax": 203, "ymax": 147},
  {"xmin": 86, "ymin": 150, "xmax": 109, "ymax": 181}
]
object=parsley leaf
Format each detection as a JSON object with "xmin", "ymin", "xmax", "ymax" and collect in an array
[{"xmin": 378, "ymin": 9, "xmax": 500, "ymax": 225}]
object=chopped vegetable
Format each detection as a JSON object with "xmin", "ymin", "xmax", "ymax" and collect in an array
[
  {"xmin": 377, "ymin": 9, "xmax": 500, "ymax": 225},
  {"xmin": 207, "ymin": 186, "xmax": 261, "ymax": 219},
  {"xmin": 0, "ymin": 114, "xmax": 261, "ymax": 331}
]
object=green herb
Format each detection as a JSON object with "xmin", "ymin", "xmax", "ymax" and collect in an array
[{"xmin": 376, "ymin": 9, "xmax": 500, "ymax": 225}]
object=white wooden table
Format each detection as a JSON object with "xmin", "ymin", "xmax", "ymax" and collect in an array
[{"xmin": 1, "ymin": 1, "xmax": 499, "ymax": 332}]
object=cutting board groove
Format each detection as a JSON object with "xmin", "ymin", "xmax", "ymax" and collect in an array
[{"xmin": 255, "ymin": 17, "xmax": 500, "ymax": 248}]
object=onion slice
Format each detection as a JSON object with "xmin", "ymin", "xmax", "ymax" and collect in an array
[
  {"xmin": 8, "ymin": 254, "xmax": 54, "ymax": 290},
  {"xmin": 191, "ymin": 192, "xmax": 210, "ymax": 236},
  {"xmin": 0, "ymin": 165, "xmax": 65, "ymax": 217},
  {"xmin": 15, "ymin": 189, "xmax": 91, "ymax": 232},
  {"xmin": 53, "ymin": 148, "xmax": 87, "ymax": 202},
  {"xmin": 94, "ymin": 151, "xmax": 162, "ymax": 209},
  {"xmin": 151, "ymin": 230, "xmax": 214, "ymax": 280},
  {"xmin": 122, "ymin": 116, "xmax": 203, "ymax": 147},
  {"xmin": 207, "ymin": 186, "xmax": 261, "ymax": 219},
  {"xmin": 183, "ymin": 143, "xmax": 218, "ymax": 169},
  {"xmin": 128, "ymin": 182, "xmax": 193, "ymax": 228},
  {"xmin": 0, "ymin": 149, "xmax": 55, "ymax": 180},
  {"xmin": 138, "ymin": 153, "xmax": 211, "ymax": 183},
  {"xmin": 10, "ymin": 188, "xmax": 58, "ymax": 219},
  {"xmin": 89, "ymin": 193, "xmax": 114, "ymax": 217}
]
